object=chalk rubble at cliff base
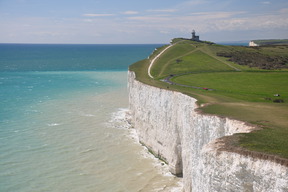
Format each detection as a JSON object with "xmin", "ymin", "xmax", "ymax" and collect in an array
[{"xmin": 128, "ymin": 71, "xmax": 288, "ymax": 192}]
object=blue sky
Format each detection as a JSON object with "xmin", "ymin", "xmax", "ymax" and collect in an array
[{"xmin": 0, "ymin": 0, "xmax": 287, "ymax": 44}]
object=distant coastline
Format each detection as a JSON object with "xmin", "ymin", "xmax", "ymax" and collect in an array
[{"xmin": 249, "ymin": 39, "xmax": 288, "ymax": 46}]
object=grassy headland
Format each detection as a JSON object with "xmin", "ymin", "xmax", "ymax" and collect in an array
[
  {"xmin": 253, "ymin": 39, "xmax": 288, "ymax": 46},
  {"xmin": 129, "ymin": 39, "xmax": 288, "ymax": 159}
]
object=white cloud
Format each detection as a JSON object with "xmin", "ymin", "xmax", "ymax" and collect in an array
[
  {"xmin": 176, "ymin": 0, "xmax": 209, "ymax": 9},
  {"xmin": 147, "ymin": 9, "xmax": 177, "ymax": 13},
  {"xmin": 127, "ymin": 16, "xmax": 170, "ymax": 23},
  {"xmin": 261, "ymin": 1, "xmax": 271, "ymax": 5},
  {"xmin": 122, "ymin": 11, "xmax": 139, "ymax": 15},
  {"xmin": 29, "ymin": 31, "xmax": 64, "ymax": 37},
  {"xmin": 188, "ymin": 11, "xmax": 288, "ymax": 33},
  {"xmin": 83, "ymin": 13, "xmax": 115, "ymax": 17},
  {"xmin": 127, "ymin": 11, "xmax": 245, "ymax": 28},
  {"xmin": 121, "ymin": 8, "xmax": 288, "ymax": 40},
  {"xmin": 83, "ymin": 19, "xmax": 93, "ymax": 23},
  {"xmin": 189, "ymin": 11, "xmax": 246, "ymax": 19},
  {"xmin": 160, "ymin": 31, "xmax": 170, "ymax": 34},
  {"xmin": 1, "ymin": 3, "xmax": 287, "ymax": 44},
  {"xmin": 279, "ymin": 8, "xmax": 288, "ymax": 14}
]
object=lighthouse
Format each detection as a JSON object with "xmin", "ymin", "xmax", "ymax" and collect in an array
[{"xmin": 191, "ymin": 30, "xmax": 200, "ymax": 41}]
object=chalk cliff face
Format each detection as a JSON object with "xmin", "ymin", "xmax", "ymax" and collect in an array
[
  {"xmin": 201, "ymin": 140, "xmax": 288, "ymax": 192},
  {"xmin": 128, "ymin": 71, "xmax": 288, "ymax": 192}
]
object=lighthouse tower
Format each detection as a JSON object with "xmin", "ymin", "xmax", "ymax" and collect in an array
[{"xmin": 191, "ymin": 30, "xmax": 200, "ymax": 41}]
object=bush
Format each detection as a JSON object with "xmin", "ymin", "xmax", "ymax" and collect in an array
[{"xmin": 216, "ymin": 51, "xmax": 288, "ymax": 70}]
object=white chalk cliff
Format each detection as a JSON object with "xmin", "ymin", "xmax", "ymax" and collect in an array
[{"xmin": 128, "ymin": 71, "xmax": 288, "ymax": 192}]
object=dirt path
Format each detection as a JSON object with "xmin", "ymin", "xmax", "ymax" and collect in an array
[
  {"xmin": 162, "ymin": 73, "xmax": 214, "ymax": 91},
  {"xmin": 148, "ymin": 44, "xmax": 174, "ymax": 78},
  {"xmin": 148, "ymin": 41, "xmax": 240, "ymax": 91}
]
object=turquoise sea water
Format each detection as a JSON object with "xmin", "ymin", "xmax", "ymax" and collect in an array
[{"xmin": 0, "ymin": 44, "xmax": 182, "ymax": 191}]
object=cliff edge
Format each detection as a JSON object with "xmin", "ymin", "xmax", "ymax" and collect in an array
[{"xmin": 128, "ymin": 71, "xmax": 288, "ymax": 192}]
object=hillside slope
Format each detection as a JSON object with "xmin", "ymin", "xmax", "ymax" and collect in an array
[{"xmin": 129, "ymin": 39, "xmax": 288, "ymax": 159}]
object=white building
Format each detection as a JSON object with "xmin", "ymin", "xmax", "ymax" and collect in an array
[{"xmin": 249, "ymin": 41, "xmax": 259, "ymax": 47}]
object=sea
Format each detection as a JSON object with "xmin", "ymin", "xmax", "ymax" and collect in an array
[{"xmin": 0, "ymin": 44, "xmax": 182, "ymax": 192}]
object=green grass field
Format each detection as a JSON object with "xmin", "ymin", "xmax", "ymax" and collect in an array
[
  {"xmin": 129, "ymin": 39, "xmax": 288, "ymax": 159},
  {"xmin": 173, "ymin": 72, "xmax": 288, "ymax": 102}
]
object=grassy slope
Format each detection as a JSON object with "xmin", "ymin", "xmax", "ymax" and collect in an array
[{"xmin": 129, "ymin": 39, "xmax": 288, "ymax": 159}]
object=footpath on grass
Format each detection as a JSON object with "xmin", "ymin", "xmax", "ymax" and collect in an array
[
  {"xmin": 148, "ymin": 41, "xmax": 240, "ymax": 90},
  {"xmin": 148, "ymin": 44, "xmax": 174, "ymax": 78},
  {"xmin": 162, "ymin": 73, "xmax": 214, "ymax": 91}
]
